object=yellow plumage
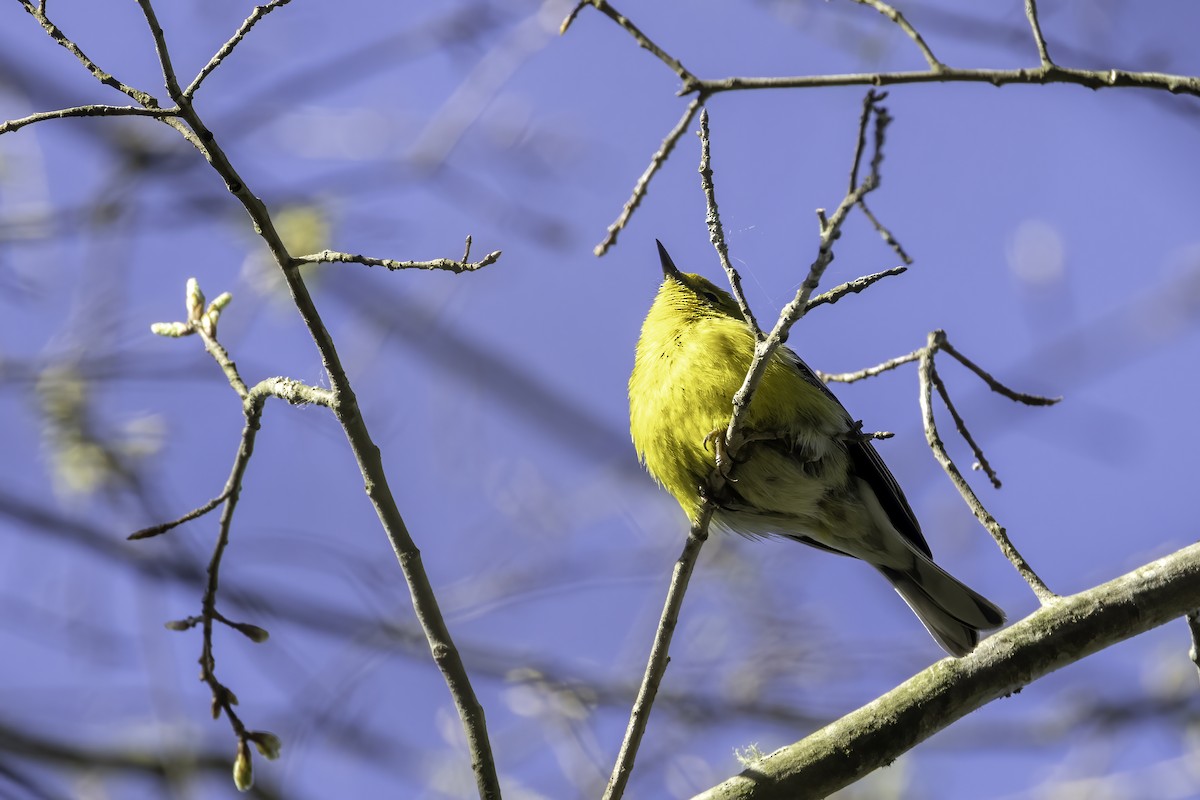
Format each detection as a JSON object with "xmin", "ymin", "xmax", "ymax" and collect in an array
[{"xmin": 629, "ymin": 241, "xmax": 1004, "ymax": 657}]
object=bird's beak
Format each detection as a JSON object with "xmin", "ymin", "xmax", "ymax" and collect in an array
[{"xmin": 656, "ymin": 240, "xmax": 683, "ymax": 280}]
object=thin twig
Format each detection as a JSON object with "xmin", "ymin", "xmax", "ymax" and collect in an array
[
  {"xmin": 594, "ymin": 96, "xmax": 702, "ymax": 256},
  {"xmin": 15, "ymin": 0, "xmax": 160, "ymax": 107},
  {"xmin": 857, "ymin": 198, "xmax": 913, "ymax": 264},
  {"xmin": 819, "ymin": 348, "xmax": 923, "ymax": 383},
  {"xmin": 938, "ymin": 338, "xmax": 1061, "ymax": 406},
  {"xmin": 19, "ymin": 0, "xmax": 501, "ymax": 794},
  {"xmin": 823, "ymin": 329, "xmax": 1056, "ymax": 598},
  {"xmin": 129, "ymin": 490, "xmax": 231, "ymax": 540},
  {"xmin": 148, "ymin": 289, "xmax": 333, "ymax": 780},
  {"xmin": 196, "ymin": 328, "xmax": 250, "ymax": 399},
  {"xmin": 918, "ymin": 335, "xmax": 1056, "ymax": 603},
  {"xmin": 195, "ymin": 389, "xmax": 270, "ymax": 772},
  {"xmin": 558, "ymin": 1, "xmax": 587, "ymax": 35},
  {"xmin": 0, "ymin": 105, "xmax": 177, "ymax": 136},
  {"xmin": 847, "ymin": 91, "xmax": 877, "ymax": 194},
  {"xmin": 930, "ymin": 368, "xmax": 1000, "ymax": 489},
  {"xmin": 184, "ymin": 0, "xmax": 294, "ymax": 99},
  {"xmin": 1024, "ymin": 0, "xmax": 1054, "ymax": 68},
  {"xmin": 805, "ymin": 266, "xmax": 906, "ymax": 311},
  {"xmin": 292, "ymin": 247, "xmax": 502, "ymax": 274},
  {"xmin": 606, "ymin": 95, "xmax": 894, "ymax": 800},
  {"xmin": 602, "ymin": 504, "xmax": 715, "ymax": 800},
  {"xmin": 582, "ymin": 0, "xmax": 699, "ymax": 91},
  {"xmin": 697, "ymin": 108, "xmax": 761, "ymax": 338},
  {"xmin": 849, "ymin": 0, "xmax": 944, "ymax": 71},
  {"xmin": 142, "ymin": 23, "xmax": 502, "ymax": 795},
  {"xmin": 726, "ymin": 95, "xmax": 886, "ymax": 444},
  {"xmin": 133, "ymin": 0, "xmax": 184, "ymax": 99},
  {"xmin": 128, "ymin": 374, "xmax": 332, "ymax": 544}
]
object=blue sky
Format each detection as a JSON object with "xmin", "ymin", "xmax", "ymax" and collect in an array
[{"xmin": 2, "ymin": 1, "xmax": 1200, "ymax": 798}]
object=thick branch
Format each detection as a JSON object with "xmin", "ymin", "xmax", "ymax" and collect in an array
[{"xmin": 694, "ymin": 542, "xmax": 1200, "ymax": 800}]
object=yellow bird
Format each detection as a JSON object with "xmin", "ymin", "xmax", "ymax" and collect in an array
[{"xmin": 629, "ymin": 241, "xmax": 1004, "ymax": 657}]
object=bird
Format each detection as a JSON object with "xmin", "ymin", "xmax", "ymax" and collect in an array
[{"xmin": 628, "ymin": 240, "xmax": 1004, "ymax": 657}]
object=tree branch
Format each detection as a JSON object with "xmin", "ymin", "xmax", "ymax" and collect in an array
[
  {"xmin": 698, "ymin": 66, "xmax": 1200, "ymax": 97},
  {"xmin": 184, "ymin": 0, "xmax": 295, "ymax": 99},
  {"xmin": 0, "ymin": 104, "xmax": 177, "ymax": 136},
  {"xmin": 293, "ymin": 242, "xmax": 501, "ymax": 274},
  {"xmin": 697, "ymin": 108, "xmax": 761, "ymax": 338},
  {"xmin": 694, "ymin": 541, "xmax": 1200, "ymax": 799},
  {"xmin": 594, "ymin": 96, "xmax": 703, "ymax": 256},
  {"xmin": 604, "ymin": 91, "xmax": 895, "ymax": 800}
]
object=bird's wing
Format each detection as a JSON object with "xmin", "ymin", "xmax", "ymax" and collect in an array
[{"xmin": 781, "ymin": 347, "xmax": 932, "ymax": 558}]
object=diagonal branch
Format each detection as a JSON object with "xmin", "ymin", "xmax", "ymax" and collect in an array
[
  {"xmin": 694, "ymin": 542, "xmax": 1200, "ymax": 799},
  {"xmin": 1024, "ymin": 0, "xmax": 1054, "ymax": 68},
  {"xmin": 725, "ymin": 92, "xmax": 889, "ymax": 446},
  {"xmin": 918, "ymin": 331, "xmax": 1056, "ymax": 603},
  {"xmin": 15, "ymin": 0, "xmax": 161, "ymax": 107},
  {"xmin": 135, "ymin": 15, "xmax": 501, "ymax": 799},
  {"xmin": 594, "ymin": 96, "xmax": 703, "ymax": 256},
  {"xmin": 184, "ymin": 0, "xmax": 295, "ymax": 99},
  {"xmin": 0, "ymin": 0, "xmax": 510, "ymax": 793},
  {"xmin": 848, "ymin": 0, "xmax": 944, "ymax": 71},
  {"xmin": 805, "ymin": 266, "xmax": 907, "ymax": 312},
  {"xmin": 604, "ymin": 92, "xmax": 894, "ymax": 800},
  {"xmin": 574, "ymin": 0, "xmax": 699, "ymax": 91}
]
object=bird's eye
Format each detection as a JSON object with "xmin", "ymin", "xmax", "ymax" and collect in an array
[{"xmin": 702, "ymin": 291, "xmax": 720, "ymax": 304}]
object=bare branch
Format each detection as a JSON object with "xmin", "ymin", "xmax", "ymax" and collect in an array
[
  {"xmin": 724, "ymin": 96, "xmax": 885, "ymax": 444},
  {"xmin": 0, "ymin": 104, "xmax": 176, "ymax": 136},
  {"xmin": 696, "ymin": 542, "xmax": 1200, "ymax": 799},
  {"xmin": 819, "ymin": 348, "xmax": 923, "ymax": 383},
  {"xmin": 602, "ymin": 504, "xmax": 715, "ymax": 800},
  {"xmin": 606, "ymin": 93, "xmax": 896, "ymax": 800},
  {"xmin": 133, "ymin": 0, "xmax": 184, "ymax": 99},
  {"xmin": 129, "ymin": 490, "xmax": 230, "ymax": 540},
  {"xmin": 805, "ymin": 266, "xmax": 906, "ymax": 312},
  {"xmin": 578, "ymin": 0, "xmax": 699, "ymax": 91},
  {"xmin": 184, "ymin": 0, "xmax": 295, "ymax": 99},
  {"xmin": 698, "ymin": 108, "xmax": 761, "ymax": 338},
  {"xmin": 938, "ymin": 338, "xmax": 1061, "ymax": 406},
  {"xmin": 15, "ymin": 0, "xmax": 160, "ymax": 106},
  {"xmin": 848, "ymin": 0, "xmax": 944, "ymax": 71},
  {"xmin": 292, "ymin": 247, "xmax": 502, "ymax": 274},
  {"xmin": 558, "ymin": 1, "xmax": 587, "ymax": 35},
  {"xmin": 931, "ymin": 366, "xmax": 1000, "ymax": 489},
  {"xmin": 857, "ymin": 198, "xmax": 913, "ymax": 264},
  {"xmin": 697, "ymin": 66, "xmax": 1200, "ymax": 98},
  {"xmin": 595, "ymin": 96, "xmax": 702, "ymax": 256},
  {"xmin": 1025, "ymin": 0, "xmax": 1054, "ymax": 67},
  {"xmin": 919, "ymin": 334, "xmax": 1056, "ymax": 603}
]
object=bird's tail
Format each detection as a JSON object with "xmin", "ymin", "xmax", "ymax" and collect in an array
[{"xmin": 877, "ymin": 554, "xmax": 1005, "ymax": 658}]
